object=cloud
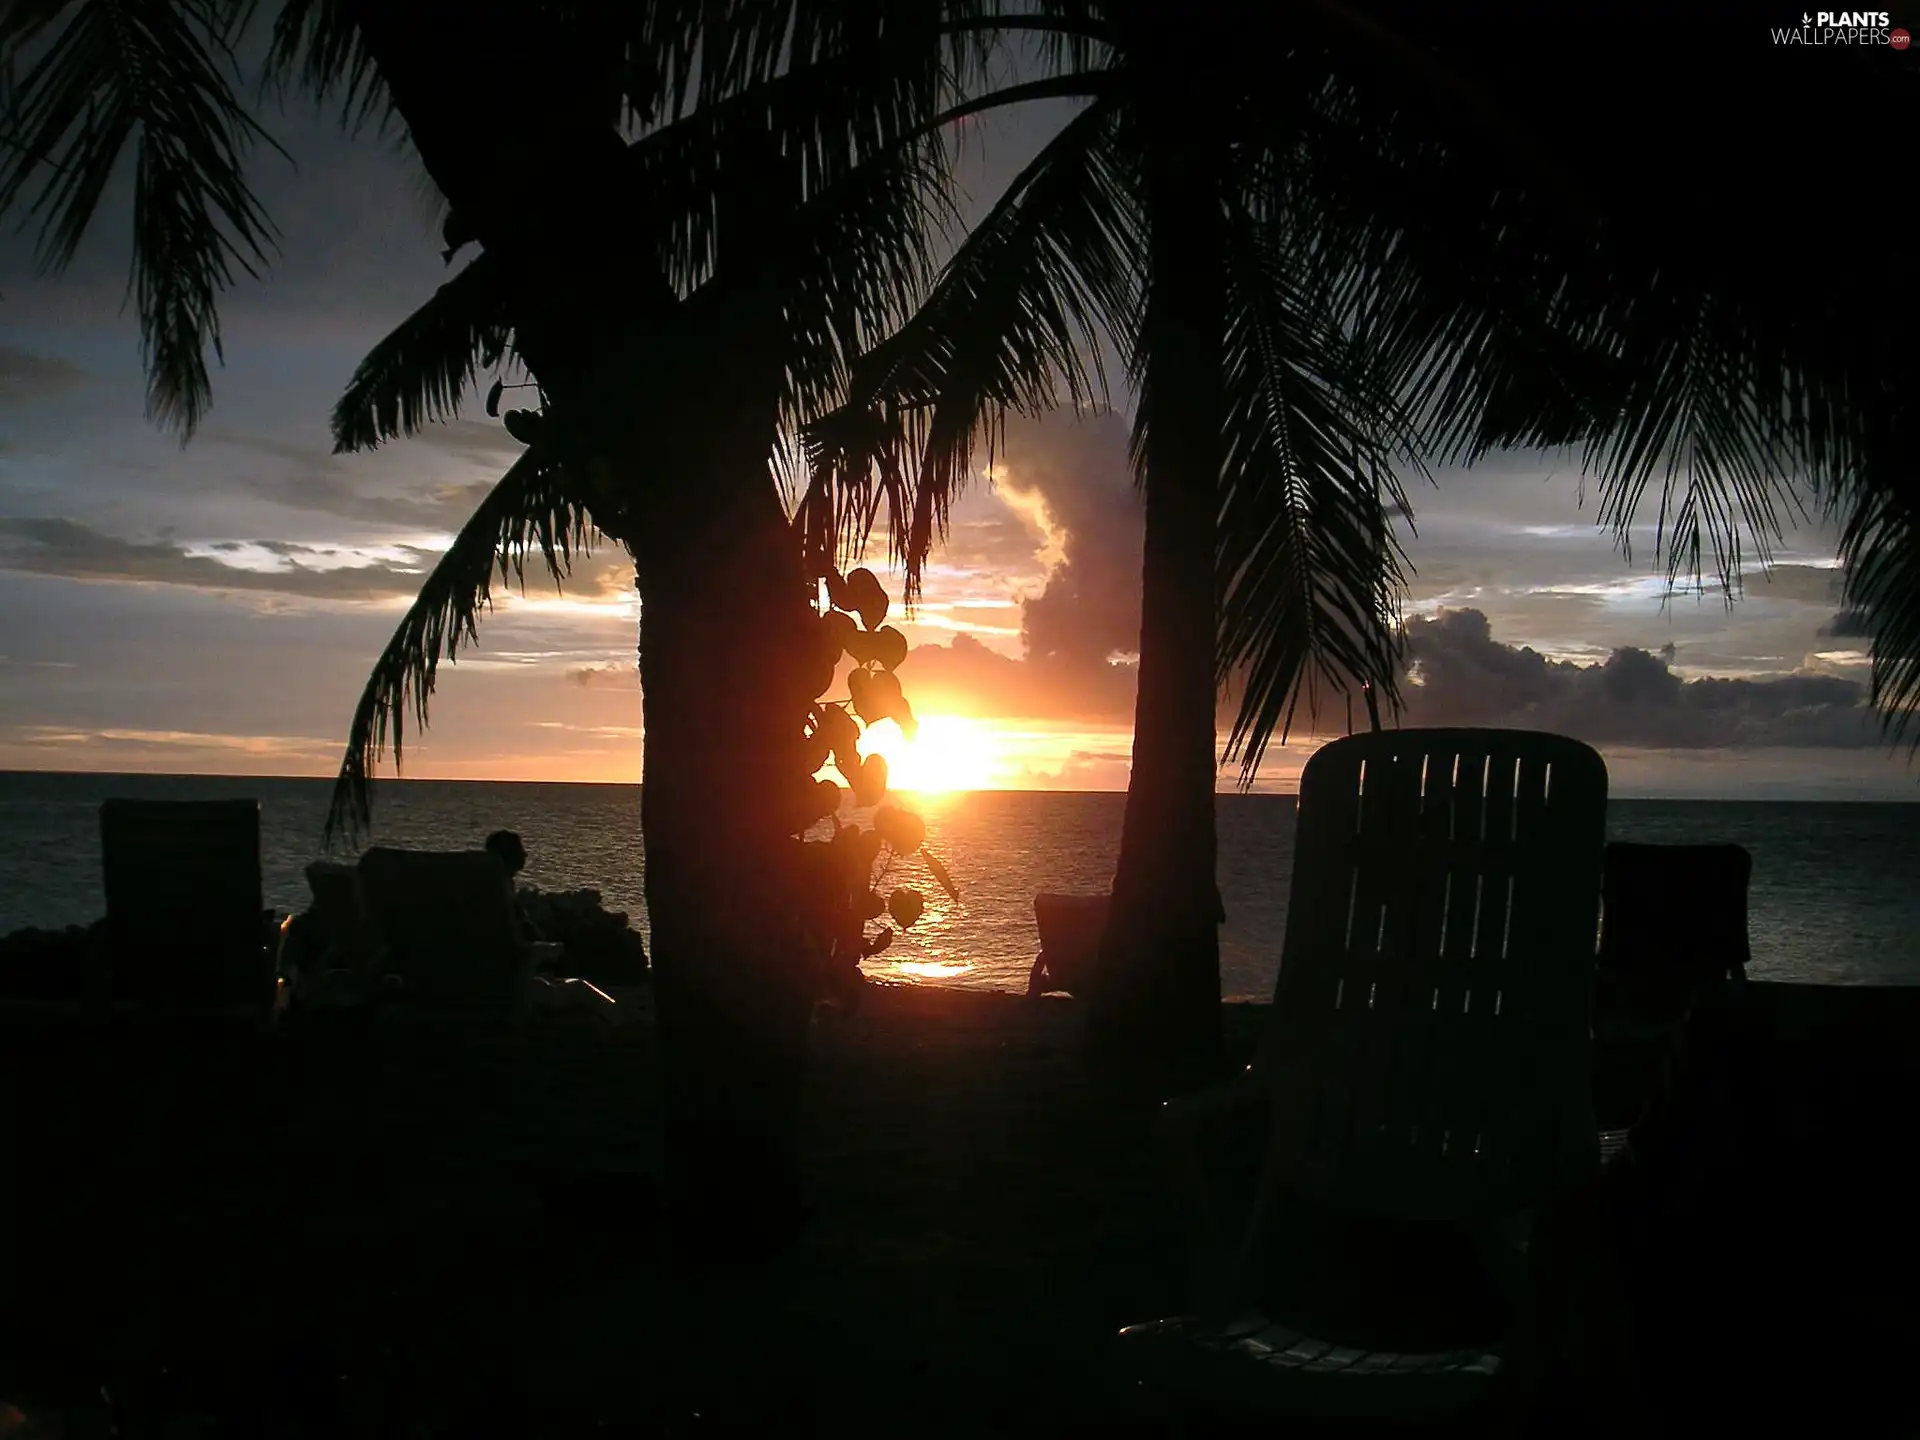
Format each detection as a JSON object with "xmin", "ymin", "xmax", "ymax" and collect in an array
[
  {"xmin": 568, "ymin": 663, "xmax": 634, "ymax": 688},
  {"xmin": 992, "ymin": 411, "xmax": 1144, "ymax": 669},
  {"xmin": 7, "ymin": 723, "xmax": 339, "ymax": 759},
  {"xmin": 249, "ymin": 469, "xmax": 498, "ymax": 533},
  {"xmin": 1393, "ymin": 608, "xmax": 1878, "ymax": 749},
  {"xmin": 897, "ymin": 412, "xmax": 1146, "ymax": 719},
  {"xmin": 0, "ymin": 516, "xmax": 432, "ymax": 600},
  {"xmin": 0, "ymin": 514, "xmax": 636, "ymax": 611},
  {"xmin": 900, "ymin": 631, "xmax": 1137, "ymax": 721},
  {"xmin": 0, "ymin": 347, "xmax": 89, "ymax": 406}
]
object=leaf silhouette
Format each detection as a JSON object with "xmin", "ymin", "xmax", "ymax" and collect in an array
[
  {"xmin": 845, "ymin": 567, "xmax": 889, "ymax": 629},
  {"xmin": 847, "ymin": 668, "xmax": 879, "ymax": 723},
  {"xmin": 874, "ymin": 804, "xmax": 926, "ymax": 855},
  {"xmin": 868, "ymin": 625, "xmax": 908, "ymax": 671},
  {"xmin": 866, "ymin": 670, "xmax": 906, "ymax": 724},
  {"xmin": 485, "ymin": 378, "xmax": 504, "ymax": 418},
  {"xmin": 803, "ymin": 647, "xmax": 836, "ymax": 700},
  {"xmin": 887, "ymin": 887, "xmax": 925, "ymax": 927},
  {"xmin": 822, "ymin": 609, "xmax": 858, "ymax": 661},
  {"xmin": 892, "ymin": 695, "xmax": 919, "ymax": 741},
  {"xmin": 851, "ymin": 752, "xmax": 889, "ymax": 807},
  {"xmin": 824, "ymin": 568, "xmax": 853, "ymax": 614},
  {"xmin": 502, "ymin": 409, "xmax": 543, "ymax": 445},
  {"xmin": 803, "ymin": 723, "xmax": 833, "ymax": 775},
  {"xmin": 923, "ymin": 849, "xmax": 960, "ymax": 902},
  {"xmin": 815, "ymin": 703, "xmax": 860, "ymax": 768},
  {"xmin": 865, "ymin": 927, "xmax": 893, "ymax": 957}
]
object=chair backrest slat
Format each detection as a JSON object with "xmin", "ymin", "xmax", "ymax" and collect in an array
[{"xmin": 1256, "ymin": 729, "xmax": 1607, "ymax": 1224}]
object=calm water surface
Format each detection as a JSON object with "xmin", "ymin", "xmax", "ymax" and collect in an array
[{"xmin": 2, "ymin": 772, "xmax": 1916, "ymax": 997}]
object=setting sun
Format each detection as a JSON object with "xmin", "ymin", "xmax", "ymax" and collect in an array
[{"xmin": 857, "ymin": 714, "xmax": 998, "ymax": 793}]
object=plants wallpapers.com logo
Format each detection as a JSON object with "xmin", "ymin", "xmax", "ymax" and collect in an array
[
  {"xmin": 1774, "ymin": 9, "xmax": 1912, "ymax": 42},
  {"xmin": 1772, "ymin": 10, "xmax": 1912, "ymax": 43}
]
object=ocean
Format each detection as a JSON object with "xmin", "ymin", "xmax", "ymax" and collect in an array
[{"xmin": 2, "ymin": 771, "xmax": 1916, "ymax": 997}]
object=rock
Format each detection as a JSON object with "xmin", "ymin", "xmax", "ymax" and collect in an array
[{"xmin": 517, "ymin": 887, "xmax": 648, "ymax": 987}]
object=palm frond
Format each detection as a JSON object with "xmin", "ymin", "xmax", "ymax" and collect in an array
[
  {"xmin": 1214, "ymin": 189, "xmax": 1422, "ymax": 779},
  {"xmin": 798, "ymin": 93, "xmax": 1137, "ymax": 596},
  {"xmin": 0, "ymin": 0, "xmax": 282, "ymax": 439},
  {"xmin": 1282, "ymin": 19, "xmax": 1892, "ymax": 610},
  {"xmin": 259, "ymin": 0, "xmax": 387, "ymax": 130},
  {"xmin": 330, "ymin": 251, "xmax": 511, "ymax": 453},
  {"xmin": 624, "ymin": 8, "xmax": 961, "ymax": 303},
  {"xmin": 770, "ymin": 129, "xmax": 956, "ymax": 478},
  {"xmin": 325, "ymin": 445, "xmax": 602, "ymax": 846},
  {"xmin": 1834, "ymin": 395, "xmax": 1920, "ymax": 758}
]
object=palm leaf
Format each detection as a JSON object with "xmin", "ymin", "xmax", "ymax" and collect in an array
[
  {"xmin": 0, "ymin": 0, "xmax": 282, "ymax": 439},
  {"xmin": 798, "ymin": 91, "xmax": 1136, "ymax": 596},
  {"xmin": 324, "ymin": 445, "xmax": 602, "ymax": 845},
  {"xmin": 622, "ymin": 5, "xmax": 964, "ymax": 304},
  {"xmin": 329, "ymin": 251, "xmax": 512, "ymax": 453},
  {"xmin": 1833, "ymin": 398, "xmax": 1920, "ymax": 758},
  {"xmin": 1215, "ymin": 187, "xmax": 1422, "ymax": 778},
  {"xmin": 259, "ymin": 0, "xmax": 386, "ymax": 130}
]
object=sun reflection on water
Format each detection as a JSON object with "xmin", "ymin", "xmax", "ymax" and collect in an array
[{"xmin": 889, "ymin": 958, "xmax": 974, "ymax": 981}]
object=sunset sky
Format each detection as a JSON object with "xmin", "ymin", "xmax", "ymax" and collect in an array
[{"xmin": 1, "ymin": 100, "xmax": 1912, "ymax": 801}]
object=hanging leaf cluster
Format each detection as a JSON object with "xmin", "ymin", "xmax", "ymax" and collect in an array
[{"xmin": 786, "ymin": 566, "xmax": 958, "ymax": 1010}]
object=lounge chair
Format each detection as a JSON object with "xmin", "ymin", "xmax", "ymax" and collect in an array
[
  {"xmin": 284, "ymin": 859, "xmax": 386, "ymax": 1008},
  {"xmin": 1115, "ymin": 729, "xmax": 1633, "ymax": 1428},
  {"xmin": 353, "ymin": 848, "xmax": 571, "ymax": 1031},
  {"xmin": 97, "ymin": 798, "xmax": 281, "ymax": 1023},
  {"xmin": 1028, "ymin": 888, "xmax": 1225, "ymax": 998},
  {"xmin": 1028, "ymin": 893, "xmax": 1110, "ymax": 998}
]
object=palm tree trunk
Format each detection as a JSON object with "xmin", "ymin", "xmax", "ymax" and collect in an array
[
  {"xmin": 1087, "ymin": 71, "xmax": 1229, "ymax": 1082},
  {"xmin": 346, "ymin": 10, "xmax": 821, "ymax": 1243},
  {"xmin": 633, "ymin": 407, "xmax": 819, "ymax": 1249}
]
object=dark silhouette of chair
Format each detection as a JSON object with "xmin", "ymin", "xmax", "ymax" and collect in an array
[
  {"xmin": 354, "ymin": 848, "xmax": 563, "ymax": 1031},
  {"xmin": 1592, "ymin": 842, "xmax": 1752, "ymax": 1131},
  {"xmin": 98, "ymin": 798, "xmax": 279, "ymax": 1021},
  {"xmin": 1116, "ymin": 729, "xmax": 1633, "ymax": 1427},
  {"xmin": 283, "ymin": 858, "xmax": 386, "ymax": 1008},
  {"xmin": 1027, "ymin": 892, "xmax": 1109, "ymax": 997}
]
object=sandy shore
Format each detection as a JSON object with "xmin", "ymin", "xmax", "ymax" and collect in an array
[{"xmin": 2, "ymin": 982, "xmax": 1917, "ymax": 1434}]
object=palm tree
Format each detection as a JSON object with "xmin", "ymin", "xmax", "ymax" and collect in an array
[
  {"xmin": 801, "ymin": 10, "xmax": 1441, "ymax": 1077},
  {"xmin": 0, "ymin": 0, "xmax": 977, "ymax": 1241},
  {"xmin": 799, "ymin": 3, "xmax": 1920, "ymax": 1078}
]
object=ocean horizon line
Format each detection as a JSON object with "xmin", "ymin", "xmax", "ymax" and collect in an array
[{"xmin": 2, "ymin": 767, "xmax": 1917, "ymax": 804}]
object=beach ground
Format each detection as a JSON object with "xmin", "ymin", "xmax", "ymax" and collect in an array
[{"xmin": 2, "ymin": 984, "xmax": 1915, "ymax": 1435}]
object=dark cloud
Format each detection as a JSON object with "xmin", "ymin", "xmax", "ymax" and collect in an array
[
  {"xmin": 568, "ymin": 663, "xmax": 634, "ymax": 688},
  {"xmin": 196, "ymin": 421, "xmax": 523, "ymax": 530},
  {"xmin": 996, "ymin": 411, "xmax": 1144, "ymax": 669},
  {"xmin": 0, "ymin": 516, "xmax": 431, "ymax": 601},
  {"xmin": 1741, "ymin": 562, "xmax": 1844, "ymax": 605},
  {"xmin": 252, "ymin": 469, "xmax": 498, "ymax": 532},
  {"xmin": 897, "ymin": 413, "xmax": 1147, "ymax": 719},
  {"xmin": 1395, "ymin": 608, "xmax": 1876, "ymax": 748},
  {"xmin": 0, "ymin": 347, "xmax": 89, "ymax": 406}
]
